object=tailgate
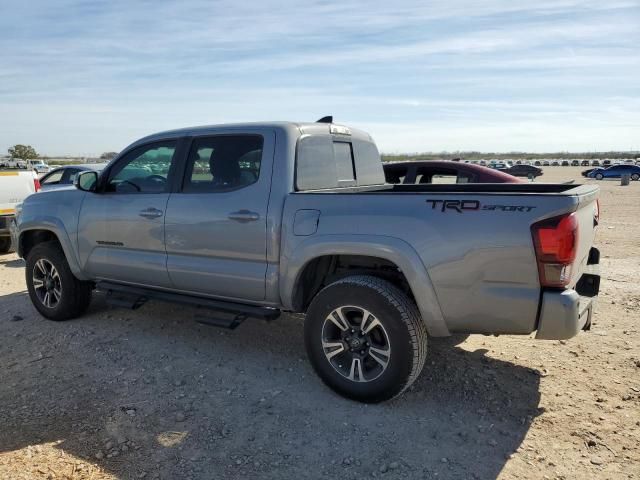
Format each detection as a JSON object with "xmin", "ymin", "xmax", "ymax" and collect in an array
[{"xmin": 568, "ymin": 185, "xmax": 599, "ymax": 287}]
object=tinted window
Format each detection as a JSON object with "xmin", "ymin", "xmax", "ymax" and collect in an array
[
  {"xmin": 333, "ymin": 142, "xmax": 355, "ymax": 182},
  {"xmin": 107, "ymin": 142, "xmax": 177, "ymax": 193},
  {"xmin": 41, "ymin": 170, "xmax": 64, "ymax": 185},
  {"xmin": 416, "ymin": 168, "xmax": 472, "ymax": 184},
  {"xmin": 61, "ymin": 168, "xmax": 81, "ymax": 184},
  {"xmin": 384, "ymin": 165, "xmax": 408, "ymax": 184},
  {"xmin": 183, "ymin": 135, "xmax": 263, "ymax": 193}
]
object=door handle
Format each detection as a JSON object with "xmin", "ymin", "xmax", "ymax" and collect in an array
[
  {"xmin": 228, "ymin": 210, "xmax": 260, "ymax": 223},
  {"xmin": 139, "ymin": 208, "xmax": 163, "ymax": 219}
]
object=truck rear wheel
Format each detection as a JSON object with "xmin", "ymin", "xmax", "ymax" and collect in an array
[
  {"xmin": 25, "ymin": 241, "xmax": 92, "ymax": 321},
  {"xmin": 0, "ymin": 237, "xmax": 11, "ymax": 254},
  {"xmin": 304, "ymin": 275, "xmax": 427, "ymax": 403}
]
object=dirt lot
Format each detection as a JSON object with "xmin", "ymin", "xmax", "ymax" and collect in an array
[{"xmin": 1, "ymin": 166, "xmax": 638, "ymax": 480}]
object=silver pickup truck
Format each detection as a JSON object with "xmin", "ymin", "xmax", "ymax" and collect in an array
[{"xmin": 14, "ymin": 120, "xmax": 600, "ymax": 402}]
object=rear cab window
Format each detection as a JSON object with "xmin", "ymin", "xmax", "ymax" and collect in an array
[
  {"xmin": 295, "ymin": 127, "xmax": 385, "ymax": 191},
  {"xmin": 333, "ymin": 142, "xmax": 355, "ymax": 184}
]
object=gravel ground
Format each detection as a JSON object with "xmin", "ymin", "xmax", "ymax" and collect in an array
[{"xmin": 1, "ymin": 166, "xmax": 638, "ymax": 480}]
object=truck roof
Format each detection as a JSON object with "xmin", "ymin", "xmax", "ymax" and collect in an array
[{"xmin": 131, "ymin": 121, "xmax": 373, "ymax": 147}]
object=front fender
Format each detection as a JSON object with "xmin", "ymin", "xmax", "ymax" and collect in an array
[
  {"xmin": 281, "ymin": 234, "xmax": 449, "ymax": 336},
  {"xmin": 18, "ymin": 216, "xmax": 87, "ymax": 281}
]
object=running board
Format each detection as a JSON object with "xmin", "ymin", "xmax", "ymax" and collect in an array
[{"xmin": 97, "ymin": 281, "xmax": 280, "ymax": 328}]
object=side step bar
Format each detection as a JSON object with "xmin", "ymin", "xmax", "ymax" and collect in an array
[{"xmin": 96, "ymin": 281, "xmax": 280, "ymax": 329}]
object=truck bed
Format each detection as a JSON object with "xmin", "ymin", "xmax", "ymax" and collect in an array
[{"xmin": 283, "ymin": 182, "xmax": 598, "ymax": 336}]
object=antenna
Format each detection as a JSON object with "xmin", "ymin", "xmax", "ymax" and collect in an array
[{"xmin": 316, "ymin": 116, "xmax": 333, "ymax": 123}]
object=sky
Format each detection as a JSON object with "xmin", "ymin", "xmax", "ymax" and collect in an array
[{"xmin": 1, "ymin": 0, "xmax": 639, "ymax": 156}]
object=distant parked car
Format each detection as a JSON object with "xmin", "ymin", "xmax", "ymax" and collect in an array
[
  {"xmin": 602, "ymin": 160, "xmax": 611, "ymax": 167},
  {"xmin": 592, "ymin": 160, "xmax": 600, "ymax": 166},
  {"xmin": 534, "ymin": 160, "xmax": 542, "ymax": 166},
  {"xmin": 581, "ymin": 160, "xmax": 590, "ymax": 166},
  {"xmin": 39, "ymin": 164, "xmax": 107, "ymax": 191},
  {"xmin": 31, "ymin": 162, "xmax": 51, "ymax": 174},
  {"xmin": 624, "ymin": 159, "xmax": 635, "ymax": 165},
  {"xmin": 383, "ymin": 161, "xmax": 521, "ymax": 185},
  {"xmin": 561, "ymin": 161, "xmax": 570, "ymax": 166},
  {"xmin": 506, "ymin": 164, "xmax": 543, "ymax": 178},
  {"xmin": 542, "ymin": 160, "xmax": 550, "ymax": 166},
  {"xmin": 551, "ymin": 161, "xmax": 560, "ymax": 166},
  {"xmin": 489, "ymin": 162, "xmax": 509, "ymax": 170},
  {"xmin": 587, "ymin": 164, "xmax": 640, "ymax": 181},
  {"xmin": 571, "ymin": 160, "xmax": 580, "ymax": 166}
]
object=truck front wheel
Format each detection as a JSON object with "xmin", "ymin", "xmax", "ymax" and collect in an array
[
  {"xmin": 25, "ymin": 241, "xmax": 92, "ymax": 321},
  {"xmin": 304, "ymin": 275, "xmax": 427, "ymax": 403}
]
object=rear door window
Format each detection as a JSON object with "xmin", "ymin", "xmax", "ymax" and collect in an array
[{"xmin": 182, "ymin": 135, "xmax": 263, "ymax": 193}]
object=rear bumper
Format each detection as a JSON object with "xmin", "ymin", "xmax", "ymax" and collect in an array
[
  {"xmin": 535, "ymin": 289, "xmax": 595, "ymax": 340},
  {"xmin": 535, "ymin": 248, "xmax": 600, "ymax": 340}
]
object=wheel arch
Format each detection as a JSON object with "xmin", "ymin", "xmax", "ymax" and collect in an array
[
  {"xmin": 281, "ymin": 235, "xmax": 449, "ymax": 336},
  {"xmin": 18, "ymin": 220, "xmax": 87, "ymax": 280}
]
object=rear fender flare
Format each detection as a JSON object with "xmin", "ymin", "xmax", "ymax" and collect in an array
[{"xmin": 282, "ymin": 234, "xmax": 449, "ymax": 336}]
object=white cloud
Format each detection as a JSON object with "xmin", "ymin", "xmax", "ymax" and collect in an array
[{"xmin": 0, "ymin": 0, "xmax": 638, "ymax": 154}]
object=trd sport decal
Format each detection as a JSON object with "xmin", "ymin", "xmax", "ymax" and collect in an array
[{"xmin": 425, "ymin": 199, "xmax": 536, "ymax": 213}]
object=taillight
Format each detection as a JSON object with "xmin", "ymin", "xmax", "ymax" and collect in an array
[
  {"xmin": 531, "ymin": 213, "xmax": 578, "ymax": 287},
  {"xmin": 34, "ymin": 178, "xmax": 41, "ymax": 192}
]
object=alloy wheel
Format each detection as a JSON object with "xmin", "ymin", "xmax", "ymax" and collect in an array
[
  {"xmin": 32, "ymin": 259, "xmax": 62, "ymax": 308},
  {"xmin": 321, "ymin": 306, "xmax": 391, "ymax": 382}
]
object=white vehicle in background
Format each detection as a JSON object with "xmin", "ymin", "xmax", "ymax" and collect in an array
[
  {"xmin": 4, "ymin": 159, "xmax": 27, "ymax": 169},
  {"xmin": 0, "ymin": 170, "xmax": 40, "ymax": 253},
  {"xmin": 31, "ymin": 161, "xmax": 51, "ymax": 174}
]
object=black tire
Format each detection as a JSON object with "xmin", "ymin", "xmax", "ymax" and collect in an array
[
  {"xmin": 595, "ymin": 173, "xmax": 603, "ymax": 180},
  {"xmin": 632, "ymin": 173, "xmax": 640, "ymax": 181},
  {"xmin": 25, "ymin": 241, "xmax": 92, "ymax": 321},
  {"xmin": 304, "ymin": 275, "xmax": 427, "ymax": 403},
  {"xmin": 0, "ymin": 237, "xmax": 11, "ymax": 254}
]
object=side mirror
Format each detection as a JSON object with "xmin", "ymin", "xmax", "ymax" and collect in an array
[{"xmin": 74, "ymin": 171, "xmax": 98, "ymax": 192}]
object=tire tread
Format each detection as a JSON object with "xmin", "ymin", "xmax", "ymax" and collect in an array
[
  {"xmin": 310, "ymin": 275, "xmax": 428, "ymax": 401},
  {"xmin": 26, "ymin": 241, "xmax": 92, "ymax": 321}
]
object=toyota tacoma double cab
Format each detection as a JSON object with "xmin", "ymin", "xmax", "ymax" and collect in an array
[{"xmin": 15, "ymin": 119, "xmax": 601, "ymax": 402}]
